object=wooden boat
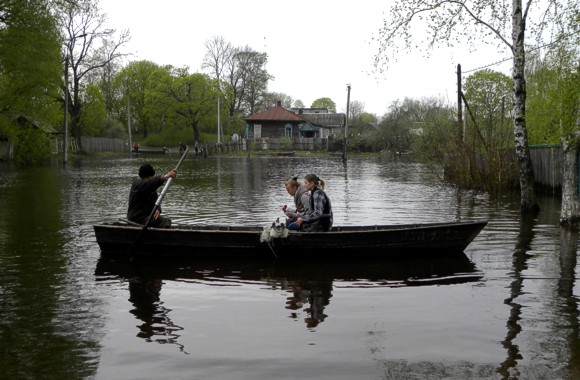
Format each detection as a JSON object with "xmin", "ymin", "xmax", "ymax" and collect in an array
[
  {"xmin": 271, "ymin": 151, "xmax": 296, "ymax": 157},
  {"xmin": 93, "ymin": 220, "xmax": 488, "ymax": 259},
  {"xmin": 132, "ymin": 147, "xmax": 170, "ymax": 155}
]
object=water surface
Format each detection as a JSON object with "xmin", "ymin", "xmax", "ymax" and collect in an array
[{"xmin": 0, "ymin": 154, "xmax": 577, "ymax": 380}]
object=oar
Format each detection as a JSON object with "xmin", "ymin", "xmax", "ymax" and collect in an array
[{"xmin": 129, "ymin": 146, "xmax": 190, "ymax": 256}]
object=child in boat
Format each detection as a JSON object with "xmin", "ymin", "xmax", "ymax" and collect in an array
[
  {"xmin": 295, "ymin": 173, "xmax": 333, "ymax": 232},
  {"xmin": 283, "ymin": 175, "xmax": 311, "ymax": 230}
]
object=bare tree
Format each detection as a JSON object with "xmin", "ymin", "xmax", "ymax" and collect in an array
[
  {"xmin": 373, "ymin": 0, "xmax": 576, "ymax": 213},
  {"xmin": 202, "ymin": 36, "xmax": 234, "ymax": 143},
  {"xmin": 60, "ymin": 0, "xmax": 129, "ymax": 152},
  {"xmin": 203, "ymin": 38, "xmax": 273, "ymax": 118},
  {"xmin": 348, "ymin": 100, "xmax": 365, "ymax": 125}
]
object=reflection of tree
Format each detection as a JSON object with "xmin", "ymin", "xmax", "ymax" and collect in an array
[
  {"xmin": 497, "ymin": 212, "xmax": 536, "ymax": 378},
  {"xmin": 285, "ymin": 280, "xmax": 333, "ymax": 329},
  {"xmin": 128, "ymin": 277, "xmax": 188, "ymax": 354},
  {"xmin": 558, "ymin": 229, "xmax": 580, "ymax": 377}
]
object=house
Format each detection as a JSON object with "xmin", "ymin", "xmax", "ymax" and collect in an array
[{"xmin": 244, "ymin": 101, "xmax": 346, "ymax": 141}]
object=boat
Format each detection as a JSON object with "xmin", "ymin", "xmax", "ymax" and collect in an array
[
  {"xmin": 132, "ymin": 147, "xmax": 170, "ymax": 155},
  {"xmin": 271, "ymin": 151, "xmax": 296, "ymax": 157},
  {"xmin": 93, "ymin": 220, "xmax": 488, "ymax": 259}
]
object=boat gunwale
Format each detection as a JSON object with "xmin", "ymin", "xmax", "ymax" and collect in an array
[{"xmin": 97, "ymin": 220, "xmax": 488, "ymax": 235}]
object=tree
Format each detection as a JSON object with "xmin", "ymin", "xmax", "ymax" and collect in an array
[
  {"xmin": 59, "ymin": 0, "xmax": 129, "ymax": 152},
  {"xmin": 202, "ymin": 36, "xmax": 234, "ymax": 144},
  {"xmin": 525, "ymin": 41, "xmax": 579, "ymax": 226},
  {"xmin": 236, "ymin": 48, "xmax": 272, "ymax": 114},
  {"xmin": 463, "ymin": 69, "xmax": 513, "ymax": 152},
  {"xmin": 0, "ymin": 0, "xmax": 62, "ymax": 163},
  {"xmin": 163, "ymin": 70, "xmax": 219, "ymax": 143},
  {"xmin": 263, "ymin": 92, "xmax": 293, "ymax": 109},
  {"xmin": 293, "ymin": 99, "xmax": 305, "ymax": 108},
  {"xmin": 348, "ymin": 100, "xmax": 366, "ymax": 125},
  {"xmin": 373, "ymin": 0, "xmax": 577, "ymax": 213},
  {"xmin": 462, "ymin": 70, "xmax": 517, "ymax": 190},
  {"xmin": 203, "ymin": 38, "xmax": 273, "ymax": 118},
  {"xmin": 114, "ymin": 60, "xmax": 167, "ymax": 139},
  {"xmin": 80, "ymin": 83, "xmax": 107, "ymax": 136},
  {"xmin": 311, "ymin": 97, "xmax": 336, "ymax": 113},
  {"xmin": 0, "ymin": 0, "xmax": 61, "ymax": 114},
  {"xmin": 374, "ymin": 97, "xmax": 429, "ymax": 154}
]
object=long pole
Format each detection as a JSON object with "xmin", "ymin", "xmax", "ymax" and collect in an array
[
  {"xmin": 217, "ymin": 96, "xmax": 222, "ymax": 144},
  {"xmin": 63, "ymin": 57, "xmax": 69, "ymax": 164},
  {"xmin": 457, "ymin": 64, "xmax": 463, "ymax": 142},
  {"xmin": 343, "ymin": 84, "xmax": 351, "ymax": 162},
  {"xmin": 127, "ymin": 91, "xmax": 132, "ymax": 155}
]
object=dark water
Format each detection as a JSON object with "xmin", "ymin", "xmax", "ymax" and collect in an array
[{"xmin": 1, "ymin": 154, "xmax": 578, "ymax": 380}]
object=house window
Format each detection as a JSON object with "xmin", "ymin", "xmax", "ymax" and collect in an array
[
  {"xmin": 254, "ymin": 124, "xmax": 261, "ymax": 139},
  {"xmin": 284, "ymin": 123, "xmax": 292, "ymax": 137}
]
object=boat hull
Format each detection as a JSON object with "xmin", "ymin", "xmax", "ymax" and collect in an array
[{"xmin": 93, "ymin": 221, "xmax": 488, "ymax": 259}]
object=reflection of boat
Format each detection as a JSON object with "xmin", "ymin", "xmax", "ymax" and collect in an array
[
  {"xmin": 94, "ymin": 254, "xmax": 483, "ymax": 287},
  {"xmin": 93, "ymin": 220, "xmax": 488, "ymax": 259},
  {"xmin": 95, "ymin": 254, "xmax": 483, "ymax": 331}
]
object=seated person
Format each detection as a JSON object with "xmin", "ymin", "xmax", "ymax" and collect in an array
[
  {"xmin": 127, "ymin": 163, "xmax": 177, "ymax": 228},
  {"xmin": 295, "ymin": 173, "xmax": 333, "ymax": 232},
  {"xmin": 283, "ymin": 175, "xmax": 310, "ymax": 230}
]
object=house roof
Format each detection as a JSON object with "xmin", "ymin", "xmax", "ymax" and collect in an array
[
  {"xmin": 243, "ymin": 101, "xmax": 346, "ymax": 129},
  {"xmin": 301, "ymin": 113, "xmax": 345, "ymax": 128},
  {"xmin": 243, "ymin": 104, "xmax": 304, "ymax": 122}
]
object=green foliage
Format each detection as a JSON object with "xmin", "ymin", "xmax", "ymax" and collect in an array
[
  {"xmin": 14, "ymin": 128, "xmax": 52, "ymax": 165},
  {"xmin": 0, "ymin": 0, "xmax": 61, "ymax": 129},
  {"xmin": 372, "ymin": 97, "xmax": 437, "ymax": 153},
  {"xmin": 81, "ymin": 84, "xmax": 108, "ymax": 136},
  {"xmin": 411, "ymin": 84, "xmax": 519, "ymax": 192},
  {"xmin": 463, "ymin": 69, "xmax": 513, "ymax": 151},
  {"xmin": 311, "ymin": 98, "xmax": 336, "ymax": 113},
  {"xmin": 526, "ymin": 44, "xmax": 580, "ymax": 145}
]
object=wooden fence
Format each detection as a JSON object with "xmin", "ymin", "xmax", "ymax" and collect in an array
[{"xmin": 530, "ymin": 145, "xmax": 562, "ymax": 194}]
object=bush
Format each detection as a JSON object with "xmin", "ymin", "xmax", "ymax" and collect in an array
[{"xmin": 15, "ymin": 128, "xmax": 52, "ymax": 165}]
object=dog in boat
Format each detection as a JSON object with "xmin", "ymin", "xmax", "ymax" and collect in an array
[{"xmin": 260, "ymin": 217, "xmax": 289, "ymax": 243}]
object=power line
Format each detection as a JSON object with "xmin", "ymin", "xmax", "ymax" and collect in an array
[{"xmin": 462, "ymin": 31, "xmax": 579, "ymax": 74}]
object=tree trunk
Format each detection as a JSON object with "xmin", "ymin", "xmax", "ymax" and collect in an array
[
  {"xmin": 560, "ymin": 97, "xmax": 580, "ymax": 227},
  {"xmin": 560, "ymin": 135, "xmax": 580, "ymax": 227},
  {"xmin": 512, "ymin": 0, "xmax": 538, "ymax": 212}
]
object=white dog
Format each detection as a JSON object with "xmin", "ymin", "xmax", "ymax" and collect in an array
[{"xmin": 260, "ymin": 217, "xmax": 289, "ymax": 243}]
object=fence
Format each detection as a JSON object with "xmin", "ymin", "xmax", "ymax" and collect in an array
[{"xmin": 530, "ymin": 145, "xmax": 562, "ymax": 194}]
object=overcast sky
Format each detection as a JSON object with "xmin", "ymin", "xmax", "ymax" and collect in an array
[{"xmin": 99, "ymin": 0, "xmax": 512, "ymax": 116}]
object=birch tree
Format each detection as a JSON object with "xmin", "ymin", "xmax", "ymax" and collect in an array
[{"xmin": 373, "ymin": 0, "xmax": 577, "ymax": 213}]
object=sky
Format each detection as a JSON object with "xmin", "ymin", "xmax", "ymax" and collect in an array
[{"xmin": 98, "ymin": 0, "xmax": 512, "ymax": 117}]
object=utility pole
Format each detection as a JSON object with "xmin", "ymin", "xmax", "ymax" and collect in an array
[
  {"xmin": 457, "ymin": 64, "xmax": 463, "ymax": 142},
  {"xmin": 343, "ymin": 84, "xmax": 351, "ymax": 163},
  {"xmin": 63, "ymin": 57, "xmax": 69, "ymax": 164},
  {"xmin": 127, "ymin": 88, "xmax": 132, "ymax": 155},
  {"xmin": 217, "ymin": 96, "xmax": 222, "ymax": 144}
]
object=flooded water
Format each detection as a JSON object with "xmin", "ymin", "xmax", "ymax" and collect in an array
[{"xmin": 0, "ymin": 154, "xmax": 578, "ymax": 380}]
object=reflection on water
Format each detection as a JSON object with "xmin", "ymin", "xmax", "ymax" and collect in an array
[
  {"xmin": 127, "ymin": 277, "xmax": 189, "ymax": 354},
  {"xmin": 95, "ymin": 254, "xmax": 483, "ymax": 336},
  {"xmin": 3, "ymin": 155, "xmax": 580, "ymax": 380}
]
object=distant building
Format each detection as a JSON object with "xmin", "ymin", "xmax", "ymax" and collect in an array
[{"xmin": 244, "ymin": 101, "xmax": 345, "ymax": 140}]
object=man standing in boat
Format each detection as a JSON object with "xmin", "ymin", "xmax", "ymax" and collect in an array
[{"xmin": 127, "ymin": 164, "xmax": 177, "ymax": 228}]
